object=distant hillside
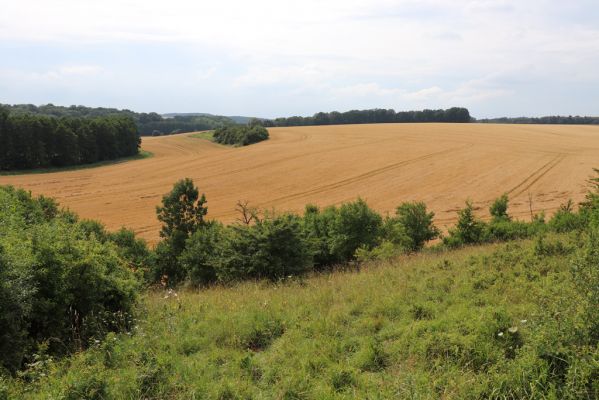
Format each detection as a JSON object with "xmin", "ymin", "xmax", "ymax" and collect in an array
[
  {"xmin": 2, "ymin": 104, "xmax": 235, "ymax": 136},
  {"xmin": 163, "ymin": 112, "xmax": 257, "ymax": 124},
  {"xmin": 477, "ymin": 115, "xmax": 599, "ymax": 125}
]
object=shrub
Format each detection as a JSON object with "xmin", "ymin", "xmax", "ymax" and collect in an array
[
  {"xmin": 0, "ymin": 248, "xmax": 33, "ymax": 374},
  {"xmin": 389, "ymin": 201, "xmax": 439, "ymax": 251},
  {"xmin": 329, "ymin": 199, "xmax": 383, "ymax": 262},
  {"xmin": 301, "ymin": 199, "xmax": 382, "ymax": 267},
  {"xmin": 0, "ymin": 186, "xmax": 140, "ymax": 373},
  {"xmin": 109, "ymin": 228, "xmax": 151, "ymax": 280},
  {"xmin": 301, "ymin": 204, "xmax": 339, "ymax": 268},
  {"xmin": 489, "ymin": 193, "xmax": 510, "ymax": 222},
  {"xmin": 444, "ymin": 200, "xmax": 486, "ymax": 247},
  {"xmin": 215, "ymin": 214, "xmax": 312, "ymax": 282},
  {"xmin": 571, "ymin": 223, "xmax": 599, "ymax": 342},
  {"xmin": 549, "ymin": 201, "xmax": 586, "ymax": 233},
  {"xmin": 179, "ymin": 222, "xmax": 224, "ymax": 286},
  {"xmin": 485, "ymin": 219, "xmax": 542, "ymax": 242}
]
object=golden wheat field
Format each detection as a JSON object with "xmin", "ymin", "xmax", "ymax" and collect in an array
[{"xmin": 2, "ymin": 123, "xmax": 599, "ymax": 244}]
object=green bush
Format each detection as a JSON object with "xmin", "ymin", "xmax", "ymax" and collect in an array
[
  {"xmin": 330, "ymin": 199, "xmax": 383, "ymax": 262},
  {"xmin": 179, "ymin": 222, "xmax": 224, "ymax": 286},
  {"xmin": 571, "ymin": 223, "xmax": 599, "ymax": 342},
  {"xmin": 444, "ymin": 200, "xmax": 486, "ymax": 247},
  {"xmin": 485, "ymin": 219, "xmax": 543, "ymax": 242},
  {"xmin": 301, "ymin": 204, "xmax": 339, "ymax": 268},
  {"xmin": 300, "ymin": 199, "xmax": 382, "ymax": 266},
  {"xmin": 215, "ymin": 214, "xmax": 312, "ymax": 282},
  {"xmin": 0, "ymin": 186, "xmax": 140, "ymax": 373},
  {"xmin": 489, "ymin": 193, "xmax": 510, "ymax": 222},
  {"xmin": 549, "ymin": 202, "xmax": 586, "ymax": 233},
  {"xmin": 387, "ymin": 201, "xmax": 439, "ymax": 251},
  {"xmin": 212, "ymin": 125, "xmax": 269, "ymax": 146}
]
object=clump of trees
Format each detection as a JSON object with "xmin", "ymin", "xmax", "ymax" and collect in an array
[
  {"xmin": 153, "ymin": 177, "xmax": 599, "ymax": 287},
  {"xmin": 0, "ymin": 106, "xmax": 140, "ymax": 170},
  {"xmin": 0, "ymin": 186, "xmax": 148, "ymax": 374},
  {"xmin": 1, "ymin": 104, "xmax": 235, "ymax": 136},
  {"xmin": 260, "ymin": 107, "xmax": 471, "ymax": 127},
  {"xmin": 212, "ymin": 125, "xmax": 269, "ymax": 146}
]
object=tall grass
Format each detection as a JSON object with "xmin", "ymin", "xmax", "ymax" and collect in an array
[{"xmin": 4, "ymin": 232, "xmax": 597, "ymax": 399}]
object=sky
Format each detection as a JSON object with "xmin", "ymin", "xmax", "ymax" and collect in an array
[{"xmin": 1, "ymin": 0, "xmax": 598, "ymax": 118}]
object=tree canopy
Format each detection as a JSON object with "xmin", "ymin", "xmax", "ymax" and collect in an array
[{"xmin": 0, "ymin": 106, "xmax": 140, "ymax": 170}]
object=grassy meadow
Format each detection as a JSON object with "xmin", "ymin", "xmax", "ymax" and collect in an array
[{"xmin": 4, "ymin": 232, "xmax": 597, "ymax": 399}]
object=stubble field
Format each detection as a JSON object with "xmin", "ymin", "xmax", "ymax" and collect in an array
[{"xmin": 2, "ymin": 123, "xmax": 599, "ymax": 244}]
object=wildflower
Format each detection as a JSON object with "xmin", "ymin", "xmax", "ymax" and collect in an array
[{"xmin": 497, "ymin": 332, "xmax": 504, "ymax": 337}]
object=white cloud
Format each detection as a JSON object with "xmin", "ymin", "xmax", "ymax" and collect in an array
[
  {"xmin": 1, "ymin": 1, "xmax": 598, "ymax": 116},
  {"xmin": 58, "ymin": 65, "xmax": 104, "ymax": 76}
]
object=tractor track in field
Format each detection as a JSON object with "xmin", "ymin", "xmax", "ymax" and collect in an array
[
  {"xmin": 266, "ymin": 144, "xmax": 472, "ymax": 205},
  {"xmin": 507, "ymin": 154, "xmax": 566, "ymax": 198}
]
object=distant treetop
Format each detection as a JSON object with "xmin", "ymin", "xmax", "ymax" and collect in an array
[
  {"xmin": 260, "ymin": 107, "xmax": 471, "ymax": 127},
  {"xmin": 1, "ymin": 103, "xmax": 236, "ymax": 136},
  {"xmin": 476, "ymin": 115, "xmax": 599, "ymax": 125}
]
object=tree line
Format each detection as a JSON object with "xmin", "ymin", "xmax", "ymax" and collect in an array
[
  {"xmin": 1, "ymin": 103, "xmax": 234, "ymax": 136},
  {"xmin": 258, "ymin": 107, "xmax": 471, "ymax": 127},
  {"xmin": 2, "ymin": 104, "xmax": 475, "ymax": 137},
  {"xmin": 477, "ymin": 115, "xmax": 599, "ymax": 125},
  {"xmin": 0, "ymin": 106, "xmax": 141, "ymax": 170},
  {"xmin": 151, "ymin": 175, "xmax": 595, "ymax": 287}
]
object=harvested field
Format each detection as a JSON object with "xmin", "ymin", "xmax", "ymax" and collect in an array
[{"xmin": 2, "ymin": 123, "xmax": 599, "ymax": 244}]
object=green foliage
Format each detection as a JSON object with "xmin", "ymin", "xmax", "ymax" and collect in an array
[
  {"xmin": 329, "ymin": 199, "xmax": 383, "ymax": 262},
  {"xmin": 212, "ymin": 125, "xmax": 269, "ymax": 146},
  {"xmin": 179, "ymin": 222, "xmax": 224, "ymax": 286},
  {"xmin": 490, "ymin": 193, "xmax": 510, "ymax": 222},
  {"xmin": 389, "ymin": 201, "xmax": 439, "ymax": 251},
  {"xmin": 301, "ymin": 204, "xmax": 339, "ymax": 268},
  {"xmin": 485, "ymin": 219, "xmax": 544, "ymax": 242},
  {"xmin": 549, "ymin": 200, "xmax": 586, "ymax": 233},
  {"xmin": 1, "ymin": 103, "xmax": 235, "ymax": 136},
  {"xmin": 571, "ymin": 223, "xmax": 599, "ymax": 342},
  {"xmin": 265, "ymin": 107, "xmax": 471, "ymax": 127},
  {"xmin": 157, "ymin": 178, "xmax": 208, "ymax": 244},
  {"xmin": 300, "ymin": 200, "xmax": 382, "ymax": 267},
  {"xmin": 534, "ymin": 234, "xmax": 574, "ymax": 257},
  {"xmin": 0, "ymin": 186, "xmax": 140, "ymax": 374},
  {"xmin": 154, "ymin": 178, "xmax": 208, "ymax": 284},
  {"xmin": 0, "ymin": 110, "xmax": 140, "ymax": 171},
  {"xmin": 6, "ymin": 233, "xmax": 598, "ymax": 398},
  {"xmin": 444, "ymin": 200, "xmax": 486, "ymax": 247},
  {"xmin": 215, "ymin": 214, "xmax": 312, "ymax": 282}
]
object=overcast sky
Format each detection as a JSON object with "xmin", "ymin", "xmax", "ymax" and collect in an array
[{"xmin": 1, "ymin": 0, "xmax": 598, "ymax": 118}]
